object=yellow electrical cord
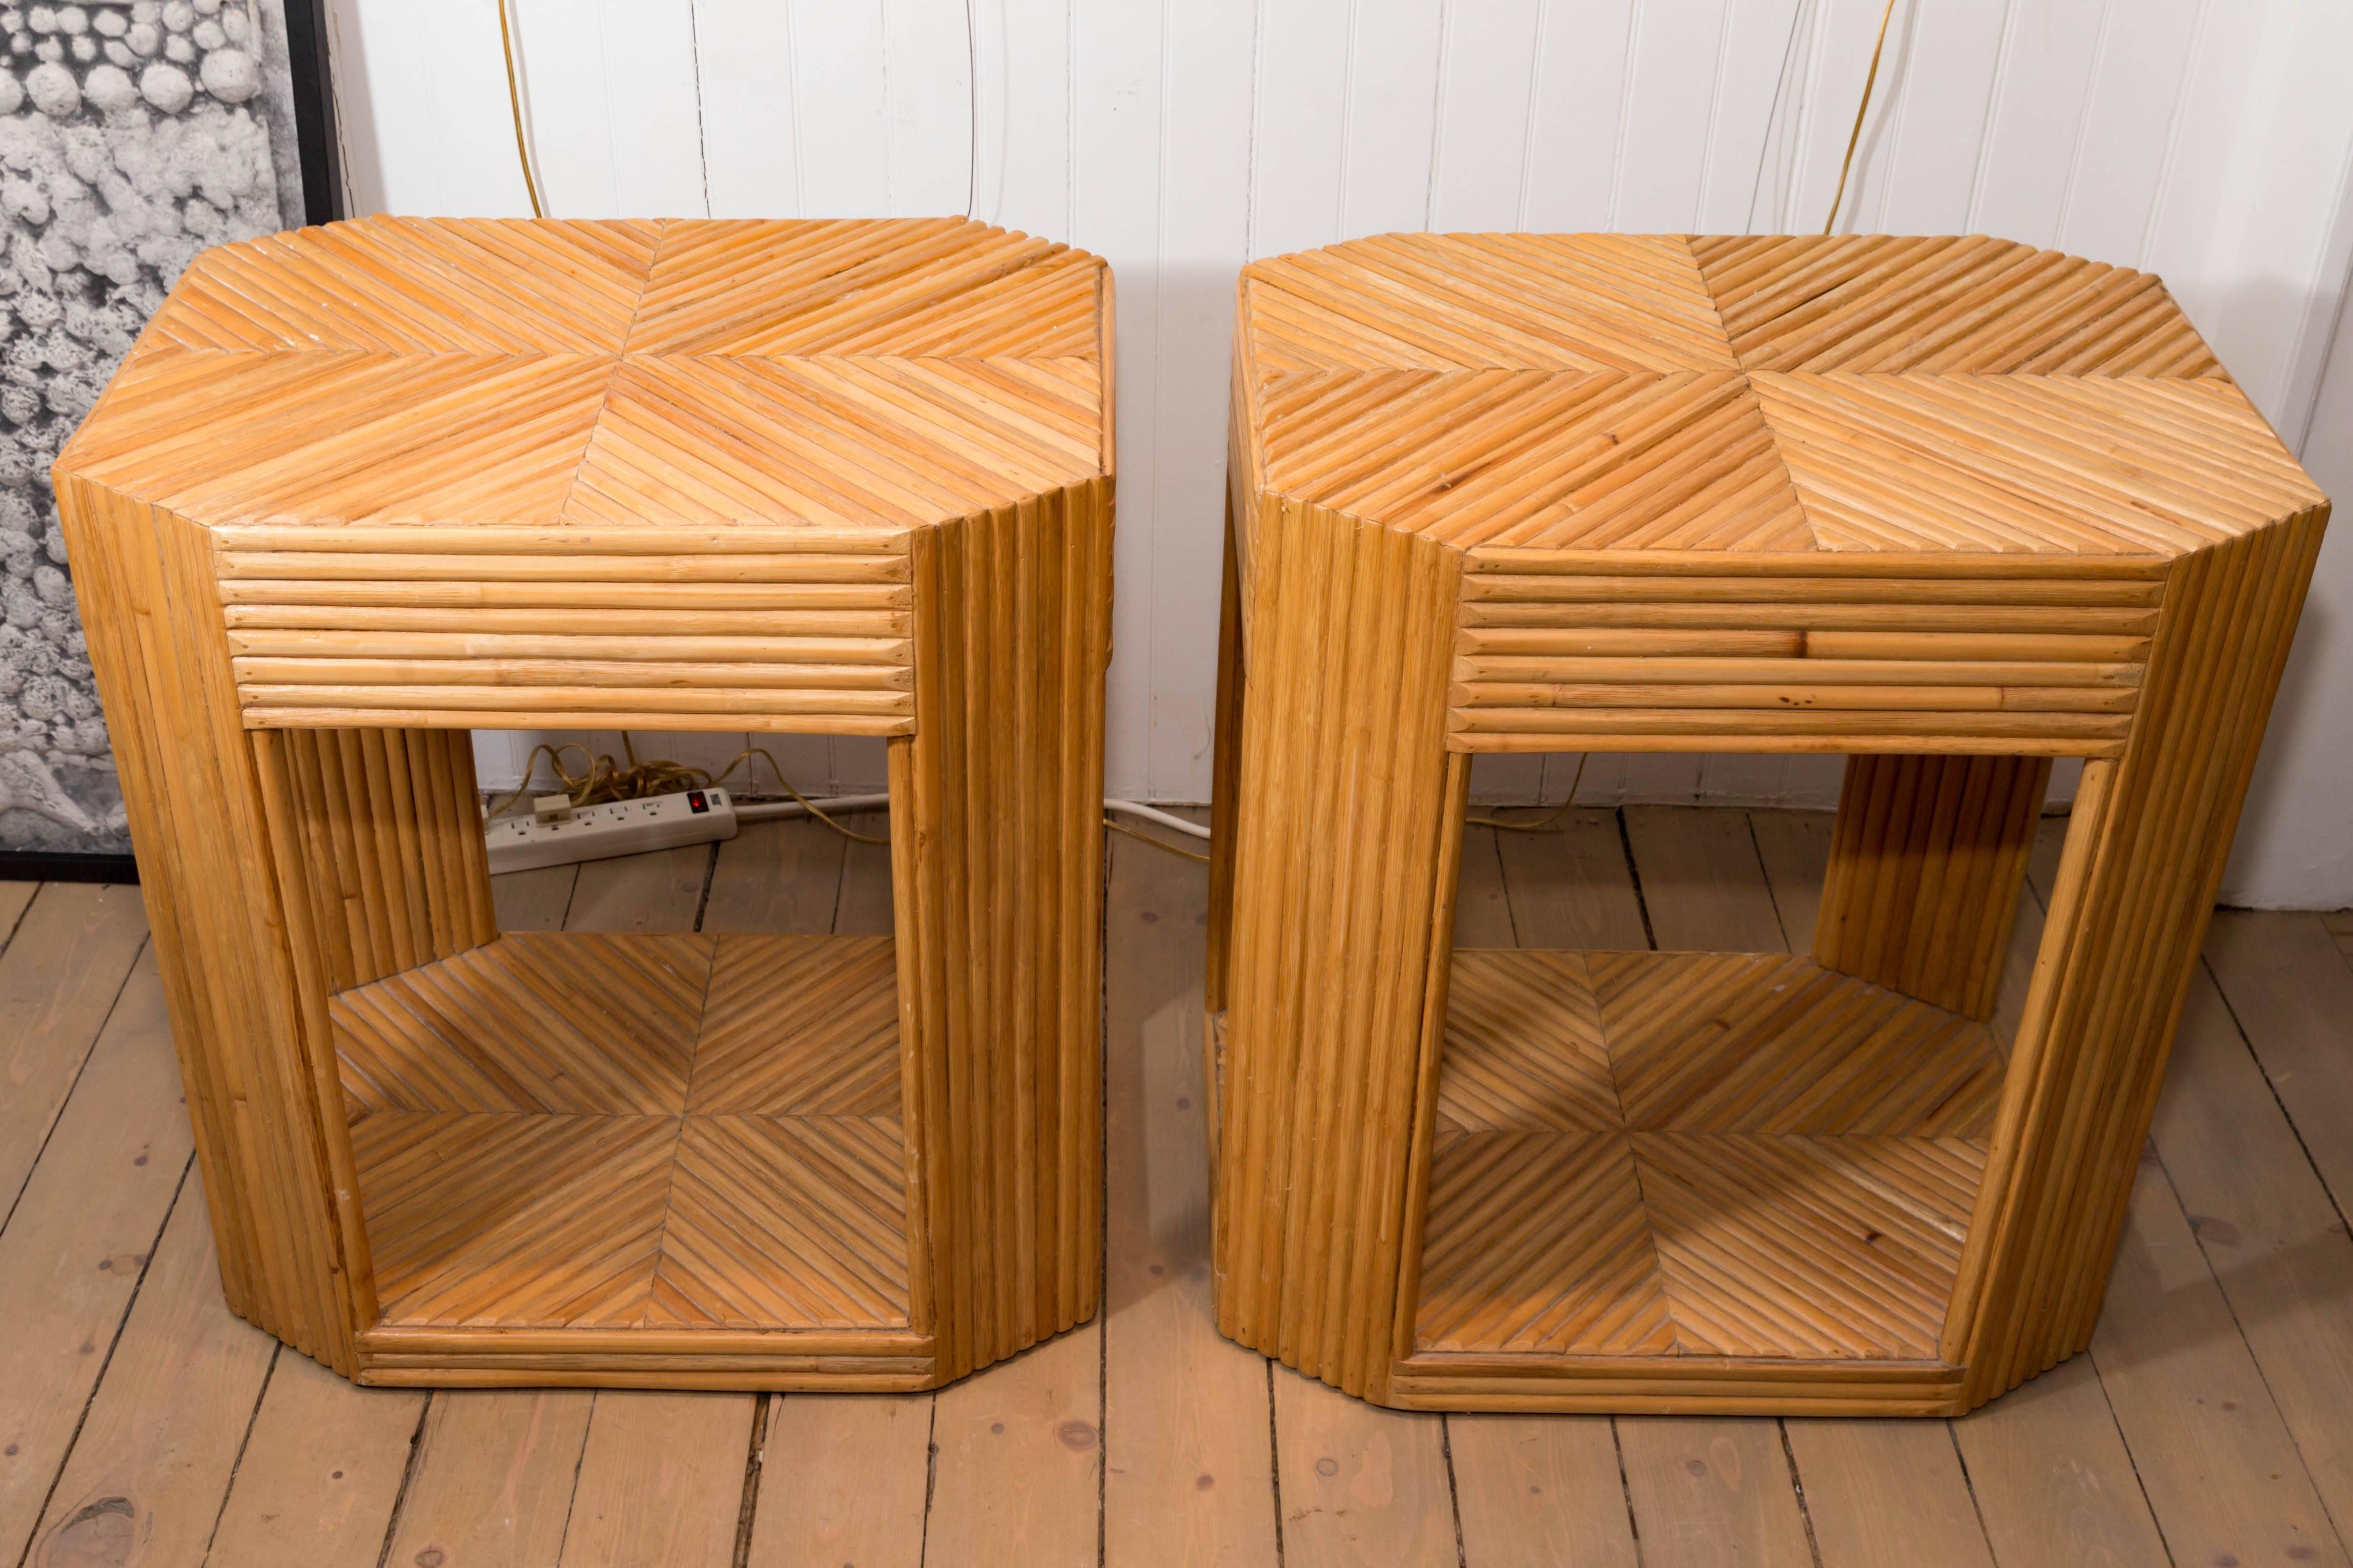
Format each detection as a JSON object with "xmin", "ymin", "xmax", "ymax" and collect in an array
[
  {"xmin": 1467, "ymin": 754, "xmax": 1591, "ymax": 833},
  {"xmin": 1823, "ymin": 0, "xmax": 1902, "ymax": 235},
  {"xmin": 498, "ymin": 0, "xmax": 544, "ymax": 218},
  {"xmin": 1104, "ymin": 814, "xmax": 1210, "ymax": 864}
]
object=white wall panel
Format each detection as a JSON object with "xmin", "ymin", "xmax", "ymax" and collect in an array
[
  {"xmin": 1075, "ymin": 0, "xmax": 1164, "ymax": 800},
  {"xmin": 1521, "ymin": 0, "xmax": 1638, "ymax": 232},
  {"xmin": 504, "ymin": 0, "xmax": 619, "ymax": 217},
  {"xmin": 693, "ymin": 1, "xmax": 804, "ymax": 217},
  {"xmin": 886, "ymin": 0, "xmax": 978, "ymax": 215},
  {"xmin": 1145, "ymin": 0, "xmax": 1258, "ymax": 800},
  {"xmin": 2056, "ymin": 0, "xmax": 2201, "ymax": 263},
  {"xmin": 1776, "ymin": 0, "xmax": 1909, "ymax": 236},
  {"xmin": 976, "ymin": 0, "xmax": 1072, "ymax": 234},
  {"xmin": 1248, "ymin": 0, "xmax": 1351, "ymax": 257},
  {"xmin": 1970, "ymin": 0, "xmax": 2109, "ymax": 245},
  {"xmin": 1730, "ymin": 0, "xmax": 1819, "ymax": 234},
  {"xmin": 784, "ymin": 0, "xmax": 893, "ymax": 216},
  {"xmin": 2181, "ymin": 3, "xmax": 2353, "ymax": 445},
  {"xmin": 333, "ymin": 0, "xmax": 2353, "ymax": 902},
  {"xmin": 330, "ymin": 0, "xmax": 529, "ymax": 216},
  {"xmin": 1614, "ymin": 0, "xmax": 1732, "ymax": 232},
  {"xmin": 610, "ymin": 0, "xmax": 710, "ymax": 216},
  {"xmin": 1468, "ymin": 754, "xmax": 1547, "ymax": 806},
  {"xmin": 497, "ymin": 0, "xmax": 708, "ymax": 219},
  {"xmin": 1429, "ymin": 0, "xmax": 1543, "ymax": 231},
  {"xmin": 1695, "ymin": 0, "xmax": 1808, "ymax": 232},
  {"xmin": 1343, "ymin": 0, "xmax": 1446, "ymax": 236},
  {"xmin": 1872, "ymin": 0, "xmax": 2005, "ymax": 236}
]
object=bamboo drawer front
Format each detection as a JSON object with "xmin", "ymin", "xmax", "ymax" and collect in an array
[
  {"xmin": 1206, "ymin": 232, "xmax": 2329, "ymax": 1415},
  {"xmin": 53, "ymin": 217, "xmax": 1114, "ymax": 1392}
]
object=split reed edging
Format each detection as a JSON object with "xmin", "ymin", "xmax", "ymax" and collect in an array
[
  {"xmin": 55, "ymin": 216, "xmax": 1114, "ymax": 1391},
  {"xmin": 1207, "ymin": 232, "xmax": 2330, "ymax": 1414}
]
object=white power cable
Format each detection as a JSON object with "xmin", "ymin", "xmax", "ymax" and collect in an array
[
  {"xmin": 733, "ymin": 793, "xmax": 1211, "ymax": 841},
  {"xmin": 1102, "ymin": 800, "xmax": 1211, "ymax": 840},
  {"xmin": 732, "ymin": 793, "xmax": 888, "ymax": 824}
]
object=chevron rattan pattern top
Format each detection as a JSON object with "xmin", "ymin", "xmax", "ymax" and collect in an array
[
  {"xmin": 1239, "ymin": 233, "xmax": 2321, "ymax": 555},
  {"xmin": 63, "ymin": 215, "xmax": 1109, "ymax": 531}
]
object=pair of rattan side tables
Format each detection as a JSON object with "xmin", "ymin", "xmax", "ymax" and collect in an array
[{"xmin": 58, "ymin": 219, "xmax": 2326, "ymax": 1416}]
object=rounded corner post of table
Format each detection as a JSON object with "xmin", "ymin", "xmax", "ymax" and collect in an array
[
  {"xmin": 1206, "ymin": 230, "xmax": 2331, "ymax": 1416},
  {"xmin": 54, "ymin": 216, "xmax": 1119, "ymax": 1394},
  {"xmin": 1944, "ymin": 501, "xmax": 2329, "ymax": 1411},
  {"xmin": 1209, "ymin": 481, "xmax": 1471, "ymax": 1402},
  {"xmin": 895, "ymin": 471, "xmax": 1116, "ymax": 1385},
  {"xmin": 50, "ymin": 480, "xmax": 378, "ymax": 1376}
]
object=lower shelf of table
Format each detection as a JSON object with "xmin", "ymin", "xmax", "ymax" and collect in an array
[
  {"xmin": 1216, "ymin": 946, "xmax": 2008, "ymax": 1401},
  {"xmin": 1430, "ymin": 947, "xmax": 2000, "ymax": 1365},
  {"xmin": 333, "ymin": 931, "xmax": 915, "ymax": 1353}
]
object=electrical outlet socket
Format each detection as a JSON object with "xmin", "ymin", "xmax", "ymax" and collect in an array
[{"xmin": 485, "ymin": 787, "xmax": 739, "ymax": 875}]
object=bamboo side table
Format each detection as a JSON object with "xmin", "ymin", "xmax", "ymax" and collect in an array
[
  {"xmin": 1205, "ymin": 233, "xmax": 2328, "ymax": 1414},
  {"xmin": 55, "ymin": 216, "xmax": 1114, "ymax": 1390}
]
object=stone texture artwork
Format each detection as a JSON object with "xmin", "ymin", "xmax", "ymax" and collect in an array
[{"xmin": 0, "ymin": 0, "xmax": 302, "ymax": 852}]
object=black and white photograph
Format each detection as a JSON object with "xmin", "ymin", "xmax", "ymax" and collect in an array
[{"xmin": 0, "ymin": 0, "xmax": 315, "ymax": 858}]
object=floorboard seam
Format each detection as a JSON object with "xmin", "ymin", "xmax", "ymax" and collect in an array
[
  {"xmin": 0, "ymin": 881, "xmax": 45, "ymax": 957},
  {"xmin": 0, "ymin": 932, "xmax": 151, "ymax": 1241},
  {"xmin": 1745, "ymin": 811, "xmax": 1795, "ymax": 953},
  {"xmin": 1096, "ymin": 818, "xmax": 1117, "ymax": 1568},
  {"xmin": 1263, "ymin": 1358, "xmax": 1285, "ymax": 1568},
  {"xmin": 729, "ymin": 1392, "xmax": 768, "ymax": 1568},
  {"xmin": 1440, "ymin": 1414, "xmax": 1468, "ymax": 1568},
  {"xmin": 2149, "ymin": 1139, "xmax": 2353, "ymax": 1555},
  {"xmin": 1776, "ymin": 1419, "xmax": 1827, "ymax": 1568},
  {"xmin": 548, "ymin": 1389, "xmax": 597, "ymax": 1568},
  {"xmin": 367, "ymin": 1388, "xmax": 436, "ymax": 1568},
  {"xmin": 198, "ymin": 1340, "xmax": 281, "ymax": 1562},
  {"xmin": 1609, "ymin": 1417, "xmax": 1642, "ymax": 1562},
  {"xmin": 10, "ymin": 1153, "xmax": 194, "ymax": 1568},
  {"xmin": 1613, "ymin": 810, "xmax": 1659, "ymax": 953},
  {"xmin": 1941, "ymin": 1416, "xmax": 1998, "ymax": 1566},
  {"xmin": 2085, "ymin": 1348, "xmax": 2182, "ymax": 1567},
  {"xmin": 2196, "ymin": 951, "xmax": 2353, "ymax": 1237},
  {"xmin": 917, "ymin": 1390, "xmax": 940, "ymax": 1568}
]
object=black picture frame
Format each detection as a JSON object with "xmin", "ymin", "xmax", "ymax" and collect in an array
[
  {"xmin": 0, "ymin": 848, "xmax": 139, "ymax": 883},
  {"xmin": 0, "ymin": 0, "xmax": 344, "ymax": 888},
  {"xmin": 284, "ymin": 0, "xmax": 344, "ymax": 226}
]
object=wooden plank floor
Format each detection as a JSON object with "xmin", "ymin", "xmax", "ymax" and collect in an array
[{"xmin": 4, "ymin": 807, "xmax": 2350, "ymax": 1566}]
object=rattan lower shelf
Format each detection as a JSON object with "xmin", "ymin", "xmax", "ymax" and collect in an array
[
  {"xmin": 1209, "ymin": 948, "xmax": 1999, "ymax": 1410},
  {"xmin": 339, "ymin": 933, "xmax": 919, "ymax": 1383},
  {"xmin": 1418, "ymin": 950, "xmax": 1994, "ymax": 1360}
]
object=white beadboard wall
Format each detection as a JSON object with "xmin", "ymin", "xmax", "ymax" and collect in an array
[{"xmin": 322, "ymin": 0, "xmax": 2353, "ymax": 906}]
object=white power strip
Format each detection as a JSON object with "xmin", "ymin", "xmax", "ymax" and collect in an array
[{"xmin": 486, "ymin": 787, "xmax": 740, "ymax": 874}]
